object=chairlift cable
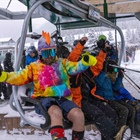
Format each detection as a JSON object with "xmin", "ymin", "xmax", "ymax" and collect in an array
[{"xmin": 6, "ymin": 0, "xmax": 12, "ymax": 10}]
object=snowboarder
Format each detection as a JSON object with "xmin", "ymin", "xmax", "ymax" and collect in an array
[{"xmin": 0, "ymin": 31, "xmax": 97, "ymax": 140}]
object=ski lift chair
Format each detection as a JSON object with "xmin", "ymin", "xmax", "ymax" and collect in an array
[
  {"xmin": 10, "ymin": 0, "xmax": 125, "ymax": 131},
  {"xmin": 10, "ymin": 32, "xmax": 74, "ymax": 130}
]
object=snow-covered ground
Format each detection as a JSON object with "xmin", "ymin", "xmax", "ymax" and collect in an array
[{"xmin": 0, "ymin": 50, "xmax": 140, "ymax": 140}]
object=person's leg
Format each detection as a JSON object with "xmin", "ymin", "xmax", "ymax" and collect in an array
[
  {"xmin": 118, "ymin": 100, "xmax": 136, "ymax": 133},
  {"xmin": 35, "ymin": 98, "xmax": 67, "ymax": 140},
  {"xmin": 91, "ymin": 99, "xmax": 118, "ymax": 124},
  {"xmin": 82, "ymin": 100, "xmax": 117, "ymax": 140},
  {"xmin": 48, "ymin": 105, "xmax": 66, "ymax": 140},
  {"xmin": 134, "ymin": 109, "xmax": 140, "ymax": 138},
  {"xmin": 6, "ymin": 84, "xmax": 12, "ymax": 99},
  {"xmin": 108, "ymin": 100, "xmax": 129, "ymax": 129},
  {"xmin": 2, "ymin": 83, "xmax": 8, "ymax": 100},
  {"xmin": 67, "ymin": 108, "xmax": 85, "ymax": 140},
  {"xmin": 60, "ymin": 99, "xmax": 84, "ymax": 140}
]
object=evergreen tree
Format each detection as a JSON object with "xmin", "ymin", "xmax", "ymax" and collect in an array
[
  {"xmin": 129, "ymin": 29, "xmax": 136, "ymax": 44},
  {"xmin": 87, "ymin": 29, "xmax": 97, "ymax": 45},
  {"xmin": 108, "ymin": 31, "xmax": 114, "ymax": 42},
  {"xmin": 136, "ymin": 26, "xmax": 140, "ymax": 43},
  {"xmin": 125, "ymin": 28, "xmax": 132, "ymax": 43}
]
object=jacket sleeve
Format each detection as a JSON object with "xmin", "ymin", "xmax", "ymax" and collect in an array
[
  {"xmin": 67, "ymin": 42, "xmax": 84, "ymax": 62},
  {"xmin": 5, "ymin": 65, "xmax": 32, "ymax": 86},
  {"xmin": 112, "ymin": 77, "xmax": 123, "ymax": 91},
  {"xmin": 90, "ymin": 50, "xmax": 106, "ymax": 77},
  {"xmin": 63, "ymin": 59, "xmax": 89, "ymax": 76}
]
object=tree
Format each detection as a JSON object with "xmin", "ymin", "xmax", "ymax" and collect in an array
[
  {"xmin": 107, "ymin": 31, "xmax": 114, "ymax": 42},
  {"xmin": 87, "ymin": 29, "xmax": 97, "ymax": 45},
  {"xmin": 125, "ymin": 28, "xmax": 132, "ymax": 43}
]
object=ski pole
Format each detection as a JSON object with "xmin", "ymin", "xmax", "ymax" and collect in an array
[
  {"xmin": 124, "ymin": 74, "xmax": 140, "ymax": 93},
  {"xmin": 124, "ymin": 73, "xmax": 140, "ymax": 92},
  {"xmin": 109, "ymin": 64, "xmax": 140, "ymax": 73}
]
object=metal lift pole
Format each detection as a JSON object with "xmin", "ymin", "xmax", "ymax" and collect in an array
[
  {"xmin": 26, "ymin": 0, "xmax": 32, "ymax": 32},
  {"xmin": 103, "ymin": 0, "xmax": 108, "ymax": 19}
]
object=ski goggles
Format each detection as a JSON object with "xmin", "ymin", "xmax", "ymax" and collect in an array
[
  {"xmin": 114, "ymin": 68, "xmax": 118, "ymax": 73},
  {"xmin": 41, "ymin": 49, "xmax": 56, "ymax": 58}
]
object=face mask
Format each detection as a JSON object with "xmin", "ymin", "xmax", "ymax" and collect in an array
[{"xmin": 41, "ymin": 49, "xmax": 56, "ymax": 58}]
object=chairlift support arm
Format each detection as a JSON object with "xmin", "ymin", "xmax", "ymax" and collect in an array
[{"xmin": 12, "ymin": 0, "xmax": 125, "ymax": 129}]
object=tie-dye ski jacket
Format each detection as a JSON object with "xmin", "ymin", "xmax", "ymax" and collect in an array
[{"xmin": 5, "ymin": 59, "xmax": 89, "ymax": 100}]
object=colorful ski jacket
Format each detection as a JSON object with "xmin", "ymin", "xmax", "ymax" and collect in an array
[{"xmin": 4, "ymin": 58, "xmax": 89, "ymax": 100}]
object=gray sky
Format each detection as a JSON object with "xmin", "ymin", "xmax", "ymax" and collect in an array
[{"xmin": 0, "ymin": 0, "xmax": 56, "ymax": 41}]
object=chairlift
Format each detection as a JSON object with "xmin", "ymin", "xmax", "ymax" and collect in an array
[{"xmin": 10, "ymin": 0, "xmax": 125, "ymax": 131}]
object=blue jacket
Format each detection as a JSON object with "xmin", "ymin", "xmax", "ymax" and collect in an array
[
  {"xmin": 115, "ymin": 86, "xmax": 136, "ymax": 101},
  {"xmin": 25, "ymin": 55, "xmax": 38, "ymax": 66},
  {"xmin": 106, "ymin": 46, "xmax": 118, "ymax": 62},
  {"xmin": 94, "ymin": 71, "xmax": 122, "ymax": 100}
]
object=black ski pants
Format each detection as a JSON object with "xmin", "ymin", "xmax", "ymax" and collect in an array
[
  {"xmin": 108, "ymin": 100, "xmax": 129, "ymax": 130},
  {"xmin": 90, "ymin": 99, "xmax": 118, "ymax": 124},
  {"xmin": 82, "ymin": 100, "xmax": 118, "ymax": 140},
  {"xmin": 118, "ymin": 100, "xmax": 135, "ymax": 133}
]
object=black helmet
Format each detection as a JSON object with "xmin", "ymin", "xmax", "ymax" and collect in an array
[
  {"xmin": 73, "ymin": 40, "xmax": 79, "ymax": 46},
  {"xmin": 107, "ymin": 60, "xmax": 118, "ymax": 73}
]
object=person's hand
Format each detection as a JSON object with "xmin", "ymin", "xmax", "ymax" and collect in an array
[
  {"xmin": 97, "ymin": 39, "xmax": 106, "ymax": 49},
  {"xmin": 0, "ymin": 71, "xmax": 7, "ymax": 82},
  {"xmin": 102, "ymin": 42, "xmax": 112, "ymax": 53},
  {"xmin": 81, "ymin": 54, "xmax": 97, "ymax": 66},
  {"xmin": 118, "ymin": 69, "xmax": 124, "ymax": 78},
  {"xmin": 79, "ymin": 37, "xmax": 88, "ymax": 46}
]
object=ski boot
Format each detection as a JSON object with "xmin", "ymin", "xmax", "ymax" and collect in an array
[{"xmin": 115, "ymin": 125, "xmax": 131, "ymax": 140}]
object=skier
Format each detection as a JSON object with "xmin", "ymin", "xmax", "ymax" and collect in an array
[
  {"xmin": 107, "ymin": 62, "xmax": 140, "ymax": 138},
  {"xmin": 0, "ymin": 31, "xmax": 97, "ymax": 140},
  {"xmin": 3, "ymin": 52, "xmax": 14, "ymax": 99},
  {"xmin": 0, "ymin": 59, "xmax": 8, "ymax": 101},
  {"xmin": 25, "ymin": 45, "xmax": 38, "ymax": 66},
  {"xmin": 94, "ymin": 59, "xmax": 135, "ymax": 137},
  {"xmin": 67, "ymin": 35, "xmax": 131, "ymax": 140}
]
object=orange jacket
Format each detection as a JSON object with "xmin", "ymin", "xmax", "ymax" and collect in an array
[{"xmin": 67, "ymin": 42, "xmax": 106, "ymax": 107}]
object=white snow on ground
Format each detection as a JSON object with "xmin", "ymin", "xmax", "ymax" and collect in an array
[{"xmin": 0, "ymin": 50, "xmax": 140, "ymax": 140}]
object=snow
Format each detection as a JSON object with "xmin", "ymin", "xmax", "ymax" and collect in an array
[
  {"xmin": 0, "ymin": 50, "xmax": 140, "ymax": 140},
  {"xmin": 122, "ymin": 50, "xmax": 140, "ymax": 100}
]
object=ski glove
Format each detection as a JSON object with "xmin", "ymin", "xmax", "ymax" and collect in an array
[
  {"xmin": 0, "ymin": 71, "xmax": 7, "ymax": 82},
  {"xmin": 81, "ymin": 54, "xmax": 97, "ymax": 66},
  {"xmin": 79, "ymin": 40, "xmax": 86, "ymax": 46},
  {"xmin": 118, "ymin": 69, "xmax": 124, "ymax": 78},
  {"xmin": 97, "ymin": 39, "xmax": 106, "ymax": 49},
  {"xmin": 79, "ymin": 37, "xmax": 88, "ymax": 46}
]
